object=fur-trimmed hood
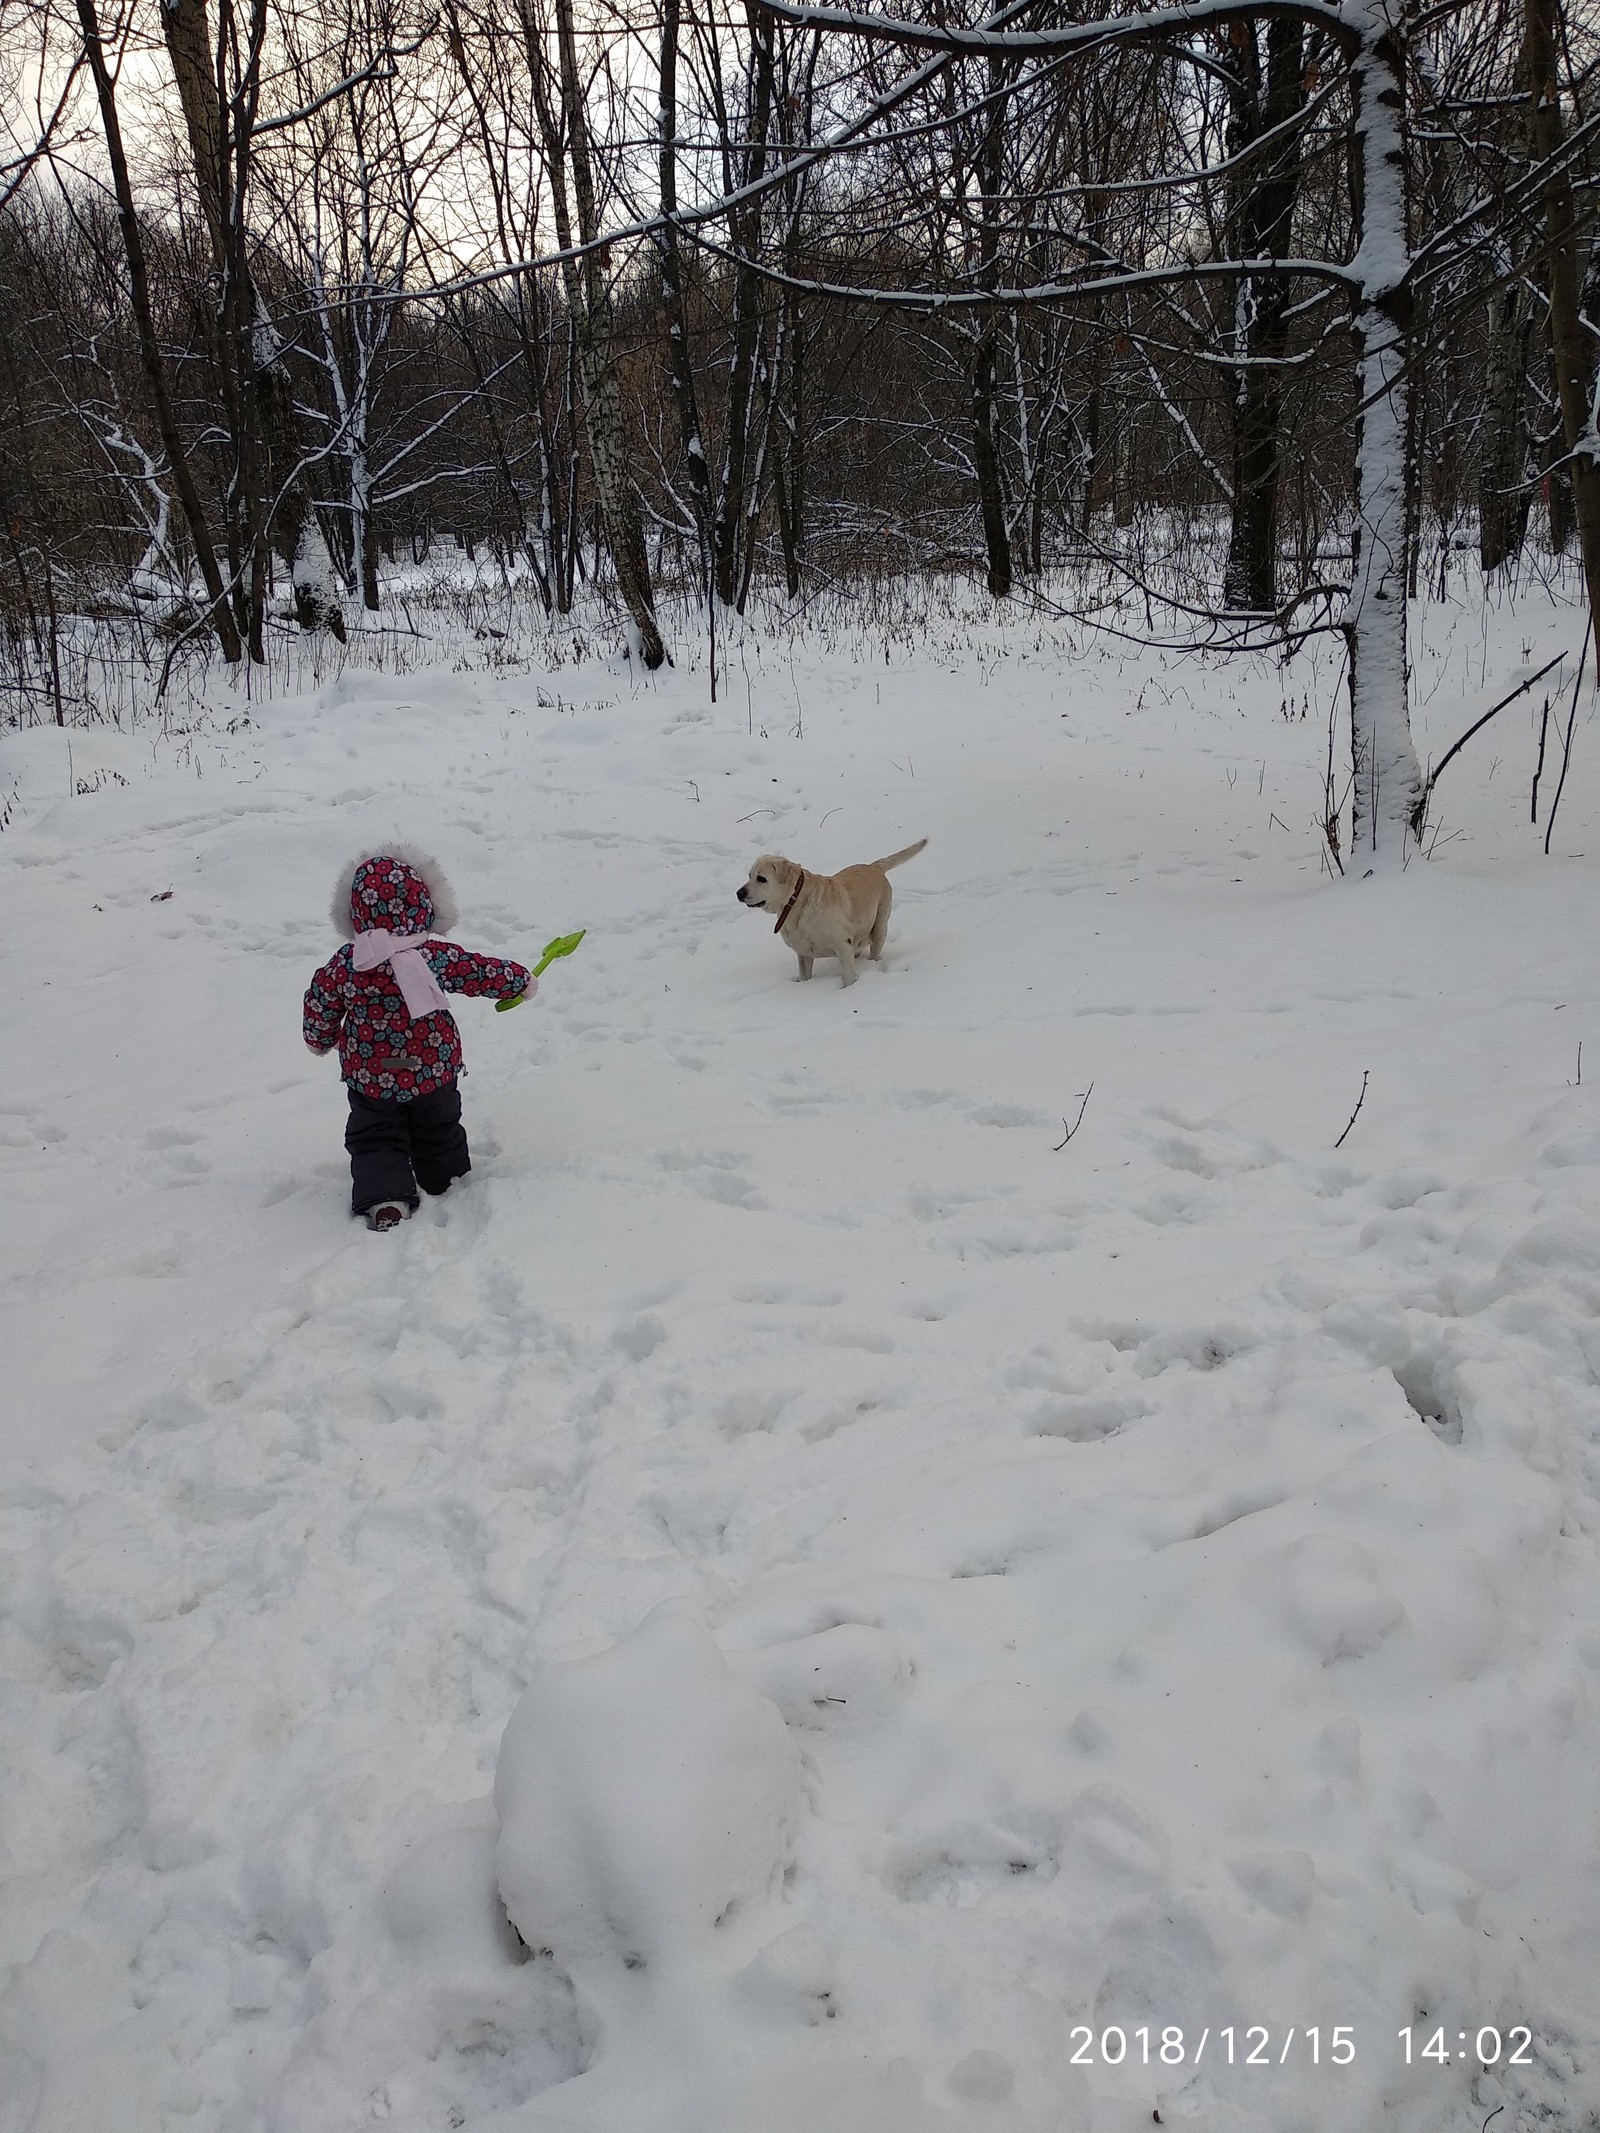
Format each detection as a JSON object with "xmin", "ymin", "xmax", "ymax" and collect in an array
[{"xmin": 331, "ymin": 846, "xmax": 460, "ymax": 940}]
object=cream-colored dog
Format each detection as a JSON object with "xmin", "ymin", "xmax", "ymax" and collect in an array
[{"xmin": 736, "ymin": 839, "xmax": 927, "ymax": 986}]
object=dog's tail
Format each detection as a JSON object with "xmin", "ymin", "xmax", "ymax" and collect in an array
[{"xmin": 875, "ymin": 837, "xmax": 928, "ymax": 872}]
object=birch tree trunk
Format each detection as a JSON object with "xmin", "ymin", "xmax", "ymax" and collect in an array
[
  {"xmin": 657, "ymin": 0, "xmax": 712, "ymax": 594},
  {"xmin": 1007, "ymin": 317, "xmax": 1042, "ymax": 576},
  {"xmin": 971, "ymin": 54, "xmax": 1012, "ymax": 596},
  {"xmin": 1344, "ymin": 0, "xmax": 1423, "ymax": 868},
  {"xmin": 769, "ymin": 64, "xmax": 814, "ymax": 601},
  {"xmin": 771, "ymin": 283, "xmax": 806, "ymax": 597}
]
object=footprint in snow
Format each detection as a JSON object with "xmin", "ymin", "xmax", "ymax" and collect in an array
[
  {"xmin": 968, "ymin": 1102, "xmax": 1051, "ymax": 1129},
  {"xmin": 732, "ymin": 1282, "xmax": 846, "ymax": 1308},
  {"xmin": 656, "ymin": 1149, "xmax": 764, "ymax": 1211},
  {"xmin": 730, "ymin": 1622, "xmax": 912, "ymax": 1732},
  {"xmin": 1029, "ymin": 1392, "xmax": 1145, "ymax": 1442},
  {"xmin": 1282, "ymin": 1535, "xmax": 1407, "ymax": 1664},
  {"xmin": 886, "ymin": 1806, "xmax": 1062, "ymax": 1906}
]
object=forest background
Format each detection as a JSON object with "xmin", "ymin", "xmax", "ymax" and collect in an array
[{"xmin": 2, "ymin": 0, "xmax": 1599, "ymax": 864}]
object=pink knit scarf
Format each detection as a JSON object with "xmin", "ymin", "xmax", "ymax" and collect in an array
[{"xmin": 350, "ymin": 930, "xmax": 450, "ymax": 1020}]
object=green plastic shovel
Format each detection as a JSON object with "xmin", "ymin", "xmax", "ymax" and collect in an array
[{"xmin": 497, "ymin": 929, "xmax": 587, "ymax": 1009}]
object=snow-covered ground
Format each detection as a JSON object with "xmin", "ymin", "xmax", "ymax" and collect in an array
[{"xmin": 3, "ymin": 574, "xmax": 1600, "ymax": 2133}]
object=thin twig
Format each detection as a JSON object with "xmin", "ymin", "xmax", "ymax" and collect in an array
[
  {"xmin": 1334, "ymin": 1070, "xmax": 1369, "ymax": 1150},
  {"xmin": 1545, "ymin": 620, "xmax": 1593, "ymax": 856},
  {"xmin": 1532, "ymin": 694, "xmax": 1552, "ymax": 823},
  {"xmin": 1053, "ymin": 1083, "xmax": 1093, "ymax": 1150}
]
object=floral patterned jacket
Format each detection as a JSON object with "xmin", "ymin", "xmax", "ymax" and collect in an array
[{"xmin": 303, "ymin": 853, "xmax": 529, "ymax": 1101}]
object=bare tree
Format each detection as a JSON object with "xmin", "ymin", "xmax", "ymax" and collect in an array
[
  {"xmin": 1525, "ymin": 0, "xmax": 1600, "ymax": 643},
  {"xmin": 1219, "ymin": 13, "xmax": 1308, "ymax": 611},
  {"xmin": 440, "ymin": 0, "xmax": 579, "ymax": 608},
  {"xmin": 73, "ymin": 0, "xmax": 241, "ymax": 661},
  {"xmin": 523, "ymin": 0, "xmax": 666, "ymax": 665}
]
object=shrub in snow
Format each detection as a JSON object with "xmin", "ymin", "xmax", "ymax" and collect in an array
[{"xmin": 494, "ymin": 1605, "xmax": 801, "ymax": 1974}]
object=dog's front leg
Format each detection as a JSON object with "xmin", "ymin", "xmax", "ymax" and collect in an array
[
  {"xmin": 795, "ymin": 952, "xmax": 814, "ymax": 980},
  {"xmin": 836, "ymin": 941, "xmax": 859, "ymax": 986}
]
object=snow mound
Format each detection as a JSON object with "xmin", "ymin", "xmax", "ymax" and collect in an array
[
  {"xmin": 490, "ymin": 1612, "xmax": 1066, "ymax": 2133},
  {"xmin": 494, "ymin": 1605, "xmax": 801, "ymax": 1973}
]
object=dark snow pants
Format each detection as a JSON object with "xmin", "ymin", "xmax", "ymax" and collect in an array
[{"xmin": 345, "ymin": 1082, "xmax": 470, "ymax": 1215}]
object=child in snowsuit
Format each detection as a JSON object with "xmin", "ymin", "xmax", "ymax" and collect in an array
[{"xmin": 303, "ymin": 848, "xmax": 532, "ymax": 1229}]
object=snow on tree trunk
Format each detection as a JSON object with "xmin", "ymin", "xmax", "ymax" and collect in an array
[
  {"xmin": 291, "ymin": 511, "xmax": 346, "ymax": 641},
  {"xmin": 351, "ymin": 439, "xmax": 377, "ymax": 612},
  {"xmin": 103, "ymin": 425, "xmax": 179, "ymax": 609},
  {"xmin": 1008, "ymin": 317, "xmax": 1039, "ymax": 576},
  {"xmin": 658, "ymin": 0, "xmax": 713, "ymax": 596},
  {"xmin": 1343, "ymin": 0, "xmax": 1423, "ymax": 871}
]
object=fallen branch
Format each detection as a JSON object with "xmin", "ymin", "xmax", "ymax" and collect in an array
[
  {"xmin": 1054, "ymin": 1084, "xmax": 1093, "ymax": 1150},
  {"xmin": 1334, "ymin": 1069, "xmax": 1369, "ymax": 1150},
  {"xmin": 1411, "ymin": 650, "xmax": 1571, "ymax": 838}
]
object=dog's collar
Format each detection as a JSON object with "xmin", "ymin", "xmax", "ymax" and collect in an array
[{"xmin": 772, "ymin": 871, "xmax": 806, "ymax": 934}]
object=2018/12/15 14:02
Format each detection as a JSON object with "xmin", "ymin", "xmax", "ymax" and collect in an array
[{"xmin": 1063, "ymin": 2025, "xmax": 1535, "ymax": 2068}]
